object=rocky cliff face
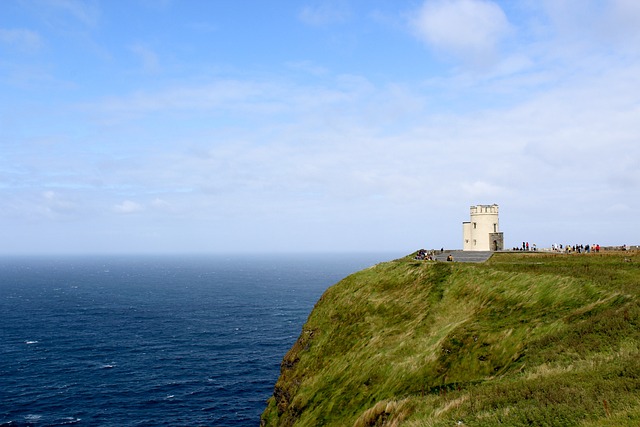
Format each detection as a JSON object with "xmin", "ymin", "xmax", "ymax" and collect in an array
[
  {"xmin": 262, "ymin": 252, "xmax": 640, "ymax": 427},
  {"xmin": 266, "ymin": 327, "xmax": 316, "ymax": 427}
]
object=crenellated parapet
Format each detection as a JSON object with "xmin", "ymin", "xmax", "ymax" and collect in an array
[{"xmin": 470, "ymin": 204, "xmax": 499, "ymax": 215}]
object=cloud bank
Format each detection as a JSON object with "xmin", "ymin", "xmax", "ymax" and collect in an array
[{"xmin": 1, "ymin": 1, "xmax": 639, "ymax": 254}]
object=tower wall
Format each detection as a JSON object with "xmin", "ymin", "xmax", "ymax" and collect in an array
[
  {"xmin": 463, "ymin": 204, "xmax": 500, "ymax": 251},
  {"xmin": 462, "ymin": 222, "xmax": 472, "ymax": 251}
]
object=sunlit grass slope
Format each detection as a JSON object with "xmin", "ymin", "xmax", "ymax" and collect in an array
[{"xmin": 261, "ymin": 251, "xmax": 640, "ymax": 427}]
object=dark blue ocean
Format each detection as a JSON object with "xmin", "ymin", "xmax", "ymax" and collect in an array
[{"xmin": 0, "ymin": 253, "xmax": 398, "ymax": 426}]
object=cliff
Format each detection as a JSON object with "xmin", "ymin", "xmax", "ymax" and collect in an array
[{"xmin": 261, "ymin": 251, "xmax": 640, "ymax": 426}]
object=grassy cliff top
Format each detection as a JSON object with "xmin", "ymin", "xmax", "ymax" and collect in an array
[{"xmin": 261, "ymin": 251, "xmax": 640, "ymax": 427}]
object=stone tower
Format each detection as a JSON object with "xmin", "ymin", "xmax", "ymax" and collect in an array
[{"xmin": 462, "ymin": 204, "xmax": 504, "ymax": 251}]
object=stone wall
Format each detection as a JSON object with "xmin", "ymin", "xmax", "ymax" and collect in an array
[{"xmin": 489, "ymin": 232, "xmax": 504, "ymax": 251}]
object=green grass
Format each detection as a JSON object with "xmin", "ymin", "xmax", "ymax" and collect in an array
[{"xmin": 261, "ymin": 251, "xmax": 640, "ymax": 426}]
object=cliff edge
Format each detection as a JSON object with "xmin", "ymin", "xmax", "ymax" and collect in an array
[{"xmin": 262, "ymin": 251, "xmax": 640, "ymax": 426}]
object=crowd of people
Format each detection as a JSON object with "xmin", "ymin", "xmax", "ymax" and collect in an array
[
  {"xmin": 414, "ymin": 249, "xmax": 456, "ymax": 262},
  {"xmin": 512, "ymin": 242, "xmax": 607, "ymax": 253},
  {"xmin": 551, "ymin": 243, "xmax": 600, "ymax": 253},
  {"xmin": 512, "ymin": 242, "xmax": 537, "ymax": 251},
  {"xmin": 511, "ymin": 243, "xmax": 622, "ymax": 253},
  {"xmin": 414, "ymin": 249, "xmax": 435, "ymax": 261}
]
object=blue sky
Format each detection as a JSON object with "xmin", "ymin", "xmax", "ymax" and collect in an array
[{"xmin": 1, "ymin": 0, "xmax": 639, "ymax": 254}]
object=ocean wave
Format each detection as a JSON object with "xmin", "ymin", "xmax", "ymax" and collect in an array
[{"xmin": 56, "ymin": 417, "xmax": 82, "ymax": 425}]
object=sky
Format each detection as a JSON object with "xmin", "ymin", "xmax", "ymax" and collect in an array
[{"xmin": 1, "ymin": 0, "xmax": 639, "ymax": 255}]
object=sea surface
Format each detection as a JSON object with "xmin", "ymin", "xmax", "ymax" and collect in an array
[{"xmin": 0, "ymin": 253, "xmax": 399, "ymax": 426}]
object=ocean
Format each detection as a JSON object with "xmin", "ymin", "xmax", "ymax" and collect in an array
[{"xmin": 0, "ymin": 253, "xmax": 398, "ymax": 426}]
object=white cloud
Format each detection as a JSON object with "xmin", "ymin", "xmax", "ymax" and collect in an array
[
  {"xmin": 150, "ymin": 198, "xmax": 179, "ymax": 213},
  {"xmin": 43, "ymin": 0, "xmax": 100, "ymax": 27},
  {"xmin": 606, "ymin": 0, "xmax": 640, "ymax": 45},
  {"xmin": 83, "ymin": 76, "xmax": 378, "ymax": 127},
  {"xmin": 285, "ymin": 60, "xmax": 329, "ymax": 76},
  {"xmin": 299, "ymin": 2, "xmax": 350, "ymax": 26},
  {"xmin": 113, "ymin": 200, "xmax": 144, "ymax": 214},
  {"xmin": 92, "ymin": 80, "xmax": 280, "ymax": 117},
  {"xmin": 611, "ymin": 0, "xmax": 640, "ymax": 20},
  {"xmin": 538, "ymin": 0, "xmax": 640, "ymax": 55},
  {"xmin": 54, "ymin": 55, "xmax": 640, "ymax": 232},
  {"xmin": 129, "ymin": 43, "xmax": 160, "ymax": 73},
  {"xmin": 411, "ymin": 0, "xmax": 512, "ymax": 65},
  {"xmin": 606, "ymin": 203, "xmax": 631, "ymax": 214},
  {"xmin": 39, "ymin": 191, "xmax": 78, "ymax": 218},
  {"xmin": 0, "ymin": 28, "xmax": 42, "ymax": 51}
]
